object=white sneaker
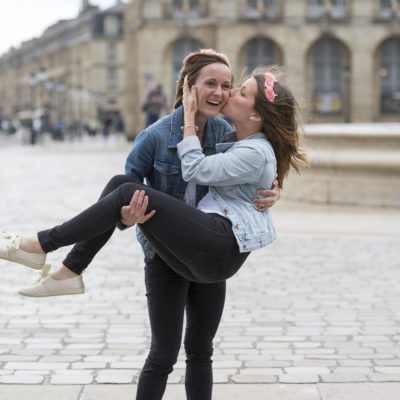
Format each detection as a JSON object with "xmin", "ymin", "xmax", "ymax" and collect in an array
[
  {"xmin": 0, "ymin": 230, "xmax": 45, "ymax": 270},
  {"xmin": 18, "ymin": 265, "xmax": 85, "ymax": 297}
]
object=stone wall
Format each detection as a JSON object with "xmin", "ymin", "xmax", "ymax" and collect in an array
[{"xmin": 283, "ymin": 124, "xmax": 400, "ymax": 208}]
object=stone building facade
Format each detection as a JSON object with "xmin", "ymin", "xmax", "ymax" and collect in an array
[
  {"xmin": 0, "ymin": 0, "xmax": 399, "ymax": 138},
  {"xmin": 125, "ymin": 0, "xmax": 400, "ymax": 137},
  {"xmin": 0, "ymin": 1, "xmax": 125, "ymax": 133}
]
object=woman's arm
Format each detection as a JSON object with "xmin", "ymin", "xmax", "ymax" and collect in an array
[
  {"xmin": 125, "ymin": 129, "xmax": 154, "ymax": 181},
  {"xmin": 181, "ymin": 76, "xmax": 279, "ymax": 208},
  {"xmin": 253, "ymin": 180, "xmax": 280, "ymax": 211},
  {"xmin": 182, "ymin": 75, "xmax": 198, "ymax": 139},
  {"xmin": 178, "ymin": 137, "xmax": 269, "ymax": 186},
  {"xmin": 121, "ymin": 129, "xmax": 156, "ymax": 227},
  {"xmin": 121, "ymin": 189, "xmax": 156, "ymax": 226}
]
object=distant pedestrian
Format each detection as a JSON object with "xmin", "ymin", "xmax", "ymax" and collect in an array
[
  {"xmin": 102, "ymin": 115, "xmax": 112, "ymax": 138},
  {"xmin": 88, "ymin": 118, "xmax": 99, "ymax": 136},
  {"xmin": 142, "ymin": 84, "xmax": 167, "ymax": 127},
  {"xmin": 52, "ymin": 119, "xmax": 65, "ymax": 141},
  {"xmin": 112, "ymin": 113, "xmax": 125, "ymax": 135}
]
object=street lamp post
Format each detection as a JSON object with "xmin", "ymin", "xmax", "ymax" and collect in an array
[
  {"xmin": 38, "ymin": 67, "xmax": 47, "ymax": 110},
  {"xmin": 45, "ymin": 78, "xmax": 54, "ymax": 131},
  {"xmin": 29, "ymin": 73, "xmax": 36, "ymax": 111},
  {"xmin": 56, "ymin": 81, "xmax": 65, "ymax": 121},
  {"xmin": 28, "ymin": 72, "xmax": 37, "ymax": 144}
]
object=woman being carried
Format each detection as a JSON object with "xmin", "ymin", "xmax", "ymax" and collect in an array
[{"xmin": 1, "ymin": 66, "xmax": 307, "ymax": 290}]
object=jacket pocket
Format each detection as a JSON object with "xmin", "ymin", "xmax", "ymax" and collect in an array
[
  {"xmin": 153, "ymin": 160, "xmax": 180, "ymax": 192},
  {"xmin": 153, "ymin": 160, "xmax": 180, "ymax": 175}
]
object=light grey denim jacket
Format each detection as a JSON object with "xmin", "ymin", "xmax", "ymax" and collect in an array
[{"xmin": 177, "ymin": 133, "xmax": 277, "ymax": 252}]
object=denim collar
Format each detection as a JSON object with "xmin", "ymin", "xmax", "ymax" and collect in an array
[
  {"xmin": 243, "ymin": 132, "xmax": 266, "ymax": 141},
  {"xmin": 168, "ymin": 106, "xmax": 217, "ymax": 150}
]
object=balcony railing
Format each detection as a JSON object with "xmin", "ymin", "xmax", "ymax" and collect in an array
[
  {"xmin": 168, "ymin": 1, "xmax": 205, "ymax": 19},
  {"xmin": 244, "ymin": 0, "xmax": 282, "ymax": 20},
  {"xmin": 308, "ymin": 1, "xmax": 348, "ymax": 21},
  {"xmin": 376, "ymin": 1, "xmax": 400, "ymax": 20}
]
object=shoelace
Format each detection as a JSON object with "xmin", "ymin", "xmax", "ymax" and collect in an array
[
  {"xmin": 34, "ymin": 264, "xmax": 52, "ymax": 285},
  {"xmin": 2, "ymin": 230, "xmax": 20, "ymax": 250}
]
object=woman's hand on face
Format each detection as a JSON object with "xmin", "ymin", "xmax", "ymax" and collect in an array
[
  {"xmin": 183, "ymin": 75, "xmax": 197, "ymax": 121},
  {"xmin": 121, "ymin": 190, "xmax": 156, "ymax": 226},
  {"xmin": 252, "ymin": 179, "xmax": 280, "ymax": 212}
]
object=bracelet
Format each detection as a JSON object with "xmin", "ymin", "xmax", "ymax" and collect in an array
[{"xmin": 181, "ymin": 125, "xmax": 199, "ymax": 131}]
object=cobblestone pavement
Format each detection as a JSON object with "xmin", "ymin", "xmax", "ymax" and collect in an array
[{"xmin": 0, "ymin": 134, "xmax": 400, "ymax": 397}]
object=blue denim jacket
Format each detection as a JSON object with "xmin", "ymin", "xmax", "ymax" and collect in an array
[
  {"xmin": 177, "ymin": 133, "xmax": 277, "ymax": 252},
  {"xmin": 124, "ymin": 106, "xmax": 233, "ymax": 259}
]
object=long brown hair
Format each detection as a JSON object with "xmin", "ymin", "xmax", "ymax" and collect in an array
[
  {"xmin": 251, "ymin": 66, "xmax": 308, "ymax": 189},
  {"xmin": 174, "ymin": 51, "xmax": 231, "ymax": 109}
]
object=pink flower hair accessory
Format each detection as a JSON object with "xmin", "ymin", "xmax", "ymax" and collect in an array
[
  {"xmin": 264, "ymin": 72, "xmax": 277, "ymax": 102},
  {"xmin": 184, "ymin": 49, "xmax": 230, "ymax": 67}
]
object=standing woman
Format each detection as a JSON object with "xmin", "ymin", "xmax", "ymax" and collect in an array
[{"xmin": 127, "ymin": 51, "xmax": 279, "ymax": 400}]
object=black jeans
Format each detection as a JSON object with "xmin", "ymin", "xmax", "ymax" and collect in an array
[
  {"xmin": 38, "ymin": 175, "xmax": 249, "ymax": 283},
  {"xmin": 37, "ymin": 174, "xmax": 248, "ymax": 399},
  {"xmin": 136, "ymin": 254, "xmax": 226, "ymax": 400}
]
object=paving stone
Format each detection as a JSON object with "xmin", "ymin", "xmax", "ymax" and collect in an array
[
  {"xmin": 370, "ymin": 374, "xmax": 400, "ymax": 382},
  {"xmin": 279, "ymin": 373, "xmax": 320, "ymax": 383},
  {"xmin": 375, "ymin": 367, "xmax": 400, "ymax": 374},
  {"xmin": 0, "ymin": 356, "xmax": 39, "ymax": 362},
  {"xmin": 4, "ymin": 362, "xmax": 69, "ymax": 370},
  {"xmin": 244, "ymin": 360, "xmax": 290, "ymax": 368},
  {"xmin": 95, "ymin": 369, "xmax": 137, "ymax": 384},
  {"xmin": 333, "ymin": 367, "xmax": 373, "ymax": 374},
  {"xmin": 339, "ymin": 360, "xmax": 372, "ymax": 367},
  {"xmin": 263, "ymin": 336, "xmax": 306, "ymax": 342},
  {"xmin": 14, "ymin": 370, "xmax": 50, "ymax": 375},
  {"xmin": 50, "ymin": 371, "xmax": 94, "ymax": 384},
  {"xmin": 318, "ymin": 383, "xmax": 400, "ymax": 399},
  {"xmin": 375, "ymin": 360, "xmax": 400, "ymax": 366},
  {"xmin": 293, "ymin": 359, "xmax": 338, "ymax": 367},
  {"xmin": 231, "ymin": 374, "xmax": 277, "ymax": 383},
  {"xmin": 0, "ymin": 375, "xmax": 45, "ymax": 384},
  {"xmin": 213, "ymin": 360, "xmax": 243, "ymax": 368},
  {"xmin": 321, "ymin": 373, "xmax": 369, "ymax": 383},
  {"xmin": 71, "ymin": 362, "xmax": 107, "ymax": 369},
  {"xmin": 285, "ymin": 367, "xmax": 331, "ymax": 375},
  {"xmin": 240, "ymin": 367, "xmax": 283, "ymax": 375}
]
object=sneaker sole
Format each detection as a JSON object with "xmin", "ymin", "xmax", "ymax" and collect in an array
[
  {"xmin": 2, "ymin": 256, "xmax": 45, "ymax": 270},
  {"xmin": 17, "ymin": 261, "xmax": 44, "ymax": 270},
  {"xmin": 18, "ymin": 288, "xmax": 85, "ymax": 297}
]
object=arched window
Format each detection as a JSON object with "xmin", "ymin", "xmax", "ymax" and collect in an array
[
  {"xmin": 312, "ymin": 37, "xmax": 344, "ymax": 114},
  {"xmin": 171, "ymin": 38, "xmax": 201, "ymax": 94},
  {"xmin": 379, "ymin": 37, "xmax": 400, "ymax": 114},
  {"xmin": 245, "ymin": 38, "xmax": 277, "ymax": 72}
]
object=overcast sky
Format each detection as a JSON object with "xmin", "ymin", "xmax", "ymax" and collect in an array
[{"xmin": 0, "ymin": 0, "xmax": 124, "ymax": 56}]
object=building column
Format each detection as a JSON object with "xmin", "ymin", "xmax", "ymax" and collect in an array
[
  {"xmin": 124, "ymin": 0, "xmax": 141, "ymax": 139},
  {"xmin": 351, "ymin": 47, "xmax": 375, "ymax": 122},
  {"xmin": 282, "ymin": 35, "xmax": 308, "ymax": 116}
]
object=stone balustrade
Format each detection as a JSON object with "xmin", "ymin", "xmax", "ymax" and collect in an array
[{"xmin": 283, "ymin": 124, "xmax": 400, "ymax": 208}]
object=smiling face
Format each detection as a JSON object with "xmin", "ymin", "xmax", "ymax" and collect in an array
[
  {"xmin": 193, "ymin": 63, "xmax": 232, "ymax": 117},
  {"xmin": 221, "ymin": 77, "xmax": 259, "ymax": 123}
]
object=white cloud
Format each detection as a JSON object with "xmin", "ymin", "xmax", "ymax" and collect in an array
[{"xmin": 0, "ymin": 0, "xmax": 120, "ymax": 55}]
